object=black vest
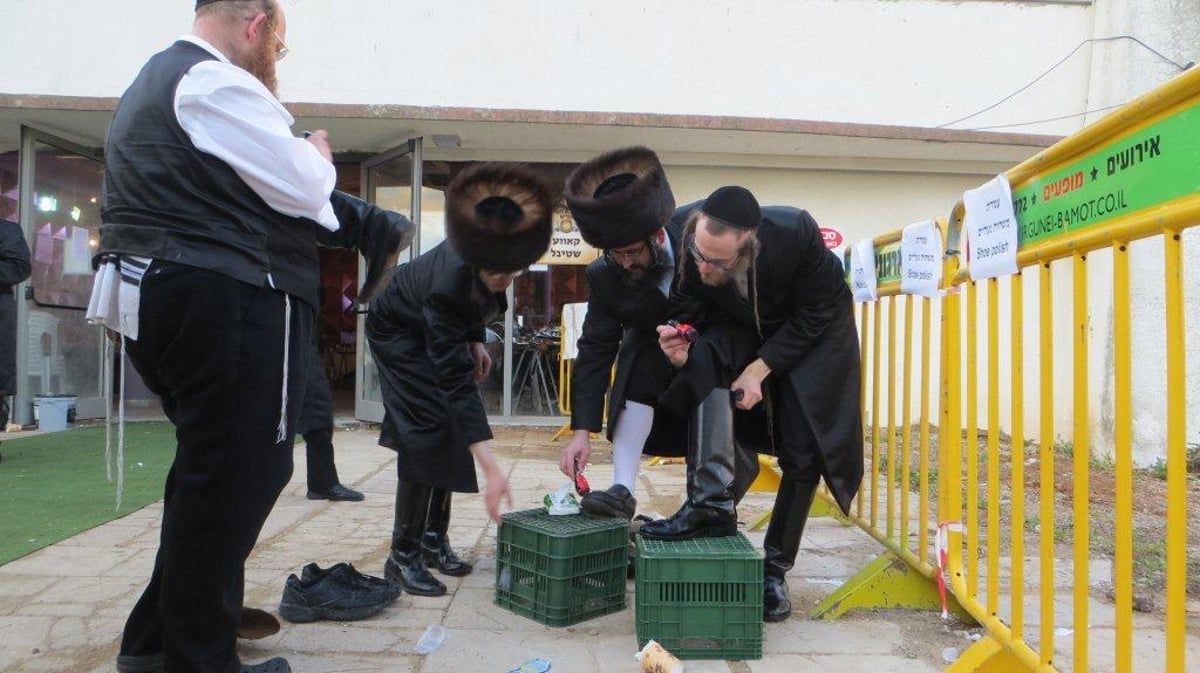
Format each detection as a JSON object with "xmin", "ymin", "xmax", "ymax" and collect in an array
[{"xmin": 100, "ymin": 40, "xmax": 319, "ymax": 307}]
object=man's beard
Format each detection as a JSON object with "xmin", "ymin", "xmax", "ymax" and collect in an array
[
  {"xmin": 235, "ymin": 31, "xmax": 278, "ymax": 97},
  {"xmin": 621, "ymin": 263, "xmax": 650, "ymax": 284},
  {"xmin": 617, "ymin": 241, "xmax": 663, "ymax": 286}
]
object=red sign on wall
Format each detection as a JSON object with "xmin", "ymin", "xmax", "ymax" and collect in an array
[{"xmin": 820, "ymin": 227, "xmax": 844, "ymax": 249}]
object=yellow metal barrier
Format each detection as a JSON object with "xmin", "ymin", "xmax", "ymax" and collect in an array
[
  {"xmin": 810, "ymin": 227, "xmax": 971, "ymax": 621},
  {"xmin": 817, "ymin": 65, "xmax": 1198, "ymax": 673},
  {"xmin": 935, "ymin": 65, "xmax": 1200, "ymax": 673}
]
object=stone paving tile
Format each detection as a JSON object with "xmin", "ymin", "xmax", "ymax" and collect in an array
[
  {"xmin": 1, "ymin": 426, "xmax": 1194, "ymax": 673},
  {"xmin": 749, "ymin": 653, "xmax": 942, "ymax": 673},
  {"xmin": 0, "ymin": 545, "xmax": 139, "ymax": 577}
]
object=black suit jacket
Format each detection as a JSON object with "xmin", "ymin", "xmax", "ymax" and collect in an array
[{"xmin": 570, "ymin": 221, "xmax": 683, "ymax": 437}]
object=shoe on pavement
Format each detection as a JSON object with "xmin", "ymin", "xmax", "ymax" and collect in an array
[
  {"xmin": 278, "ymin": 572, "xmax": 391, "ymax": 623},
  {"xmin": 301, "ymin": 562, "xmax": 401, "ymax": 602},
  {"xmin": 241, "ymin": 657, "xmax": 290, "ymax": 673},
  {"xmin": 306, "ymin": 483, "xmax": 365, "ymax": 502}
]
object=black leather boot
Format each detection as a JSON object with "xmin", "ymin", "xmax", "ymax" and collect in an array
[
  {"xmin": 732, "ymin": 441, "xmax": 760, "ymax": 504},
  {"xmin": 640, "ymin": 389, "xmax": 738, "ymax": 541},
  {"xmin": 762, "ymin": 479, "xmax": 818, "ymax": 622},
  {"xmin": 421, "ymin": 488, "xmax": 473, "ymax": 577},
  {"xmin": 385, "ymin": 480, "xmax": 447, "ymax": 596}
]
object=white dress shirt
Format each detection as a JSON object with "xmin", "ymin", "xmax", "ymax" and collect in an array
[{"xmin": 174, "ymin": 35, "xmax": 338, "ymax": 231}]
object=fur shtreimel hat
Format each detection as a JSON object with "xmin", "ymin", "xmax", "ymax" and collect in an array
[
  {"xmin": 445, "ymin": 163, "xmax": 554, "ymax": 273},
  {"xmin": 563, "ymin": 146, "xmax": 675, "ymax": 250}
]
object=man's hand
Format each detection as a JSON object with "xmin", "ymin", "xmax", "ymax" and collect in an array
[
  {"xmin": 483, "ymin": 467, "xmax": 512, "ymax": 525},
  {"xmin": 470, "ymin": 441, "xmax": 513, "ymax": 524},
  {"xmin": 657, "ymin": 324, "xmax": 691, "ymax": 368},
  {"xmin": 304, "ymin": 129, "xmax": 333, "ymax": 162},
  {"xmin": 560, "ymin": 430, "xmax": 592, "ymax": 477},
  {"xmin": 731, "ymin": 359, "xmax": 772, "ymax": 410},
  {"xmin": 470, "ymin": 343, "xmax": 493, "ymax": 383}
]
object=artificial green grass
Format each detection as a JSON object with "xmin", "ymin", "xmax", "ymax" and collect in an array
[{"xmin": 0, "ymin": 421, "xmax": 176, "ymax": 565}]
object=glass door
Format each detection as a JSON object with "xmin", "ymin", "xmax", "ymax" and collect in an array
[
  {"xmin": 355, "ymin": 138, "xmax": 422, "ymax": 422},
  {"xmin": 15, "ymin": 126, "xmax": 106, "ymax": 424}
]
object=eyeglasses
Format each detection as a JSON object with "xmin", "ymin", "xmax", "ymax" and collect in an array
[
  {"xmin": 482, "ymin": 268, "xmax": 527, "ymax": 281},
  {"xmin": 605, "ymin": 241, "xmax": 648, "ymax": 263},
  {"xmin": 688, "ymin": 239, "xmax": 740, "ymax": 273},
  {"xmin": 273, "ymin": 30, "xmax": 289, "ymax": 61}
]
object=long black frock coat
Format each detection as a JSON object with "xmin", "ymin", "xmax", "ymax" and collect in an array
[
  {"xmin": 366, "ymin": 241, "xmax": 503, "ymax": 492},
  {"xmin": 664, "ymin": 203, "xmax": 864, "ymax": 514},
  {"xmin": 569, "ymin": 220, "xmax": 686, "ymax": 454}
]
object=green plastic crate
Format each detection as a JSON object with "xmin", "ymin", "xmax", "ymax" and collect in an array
[
  {"xmin": 495, "ymin": 508, "xmax": 629, "ymax": 627},
  {"xmin": 635, "ymin": 533, "xmax": 763, "ymax": 660}
]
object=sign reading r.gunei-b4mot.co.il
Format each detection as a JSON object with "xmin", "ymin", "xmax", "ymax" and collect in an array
[{"xmin": 1010, "ymin": 100, "xmax": 1200, "ymax": 247}]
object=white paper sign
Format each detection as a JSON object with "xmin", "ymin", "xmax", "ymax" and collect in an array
[
  {"xmin": 64, "ymin": 227, "xmax": 92, "ymax": 275},
  {"xmin": 849, "ymin": 238, "xmax": 878, "ymax": 302},
  {"xmin": 559, "ymin": 302, "xmax": 588, "ymax": 361},
  {"xmin": 963, "ymin": 174, "xmax": 1019, "ymax": 280},
  {"xmin": 899, "ymin": 219, "xmax": 942, "ymax": 297}
]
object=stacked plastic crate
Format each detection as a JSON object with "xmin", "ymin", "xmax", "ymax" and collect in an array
[
  {"xmin": 635, "ymin": 534, "xmax": 763, "ymax": 660},
  {"xmin": 494, "ymin": 508, "xmax": 628, "ymax": 627}
]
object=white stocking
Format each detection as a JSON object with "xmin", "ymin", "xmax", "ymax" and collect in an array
[{"xmin": 611, "ymin": 401, "xmax": 654, "ymax": 496}]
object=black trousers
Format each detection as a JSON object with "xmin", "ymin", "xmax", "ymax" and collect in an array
[
  {"xmin": 120, "ymin": 261, "xmax": 312, "ymax": 673},
  {"xmin": 620, "ymin": 343, "xmax": 674, "ymax": 408},
  {"xmin": 659, "ymin": 323, "xmax": 822, "ymax": 484},
  {"xmin": 297, "ymin": 339, "xmax": 339, "ymax": 492}
]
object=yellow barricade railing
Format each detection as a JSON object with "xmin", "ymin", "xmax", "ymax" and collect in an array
[
  {"xmin": 935, "ymin": 64, "xmax": 1200, "ymax": 673},
  {"xmin": 810, "ymin": 227, "xmax": 966, "ymax": 621},
  {"xmin": 820, "ymin": 65, "xmax": 1198, "ymax": 673}
]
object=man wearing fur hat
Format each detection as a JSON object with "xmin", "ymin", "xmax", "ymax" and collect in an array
[
  {"xmin": 366, "ymin": 163, "xmax": 553, "ymax": 597},
  {"xmin": 560, "ymin": 148, "xmax": 762, "ymax": 519},
  {"xmin": 558, "ymin": 147, "xmax": 685, "ymax": 518},
  {"xmin": 644, "ymin": 186, "xmax": 863, "ymax": 623}
]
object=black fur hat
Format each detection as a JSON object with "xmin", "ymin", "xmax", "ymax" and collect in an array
[
  {"xmin": 444, "ymin": 163, "xmax": 554, "ymax": 273},
  {"xmin": 563, "ymin": 146, "xmax": 675, "ymax": 250}
]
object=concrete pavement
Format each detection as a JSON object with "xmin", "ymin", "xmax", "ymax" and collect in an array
[{"xmin": 0, "ymin": 425, "xmax": 1123, "ymax": 673}]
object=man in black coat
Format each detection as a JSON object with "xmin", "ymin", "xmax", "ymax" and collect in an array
[
  {"xmin": 558, "ymin": 147, "xmax": 682, "ymax": 518},
  {"xmin": 559, "ymin": 147, "xmax": 759, "ymax": 518},
  {"xmin": 300, "ymin": 191, "xmax": 417, "ymax": 503},
  {"xmin": 643, "ymin": 186, "xmax": 863, "ymax": 623},
  {"xmin": 366, "ymin": 163, "xmax": 553, "ymax": 598},
  {"xmin": 0, "ymin": 211, "xmax": 32, "ymax": 460}
]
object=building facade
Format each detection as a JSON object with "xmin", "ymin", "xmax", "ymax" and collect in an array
[{"xmin": 0, "ymin": 0, "xmax": 1194, "ymax": 460}]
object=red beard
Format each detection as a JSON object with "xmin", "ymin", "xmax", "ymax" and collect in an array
[{"xmin": 235, "ymin": 30, "xmax": 278, "ymax": 97}]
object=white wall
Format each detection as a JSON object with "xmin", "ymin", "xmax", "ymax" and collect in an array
[
  {"xmin": 1083, "ymin": 0, "xmax": 1200, "ymax": 465},
  {"xmin": 1, "ymin": 0, "xmax": 1093, "ymax": 134}
]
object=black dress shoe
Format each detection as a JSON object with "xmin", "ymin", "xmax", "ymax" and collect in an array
[
  {"xmin": 384, "ymin": 549, "xmax": 447, "ymax": 596},
  {"xmin": 116, "ymin": 653, "xmax": 162, "ymax": 673},
  {"xmin": 763, "ymin": 574, "xmax": 792, "ymax": 622},
  {"xmin": 580, "ymin": 484, "xmax": 637, "ymax": 519},
  {"xmin": 241, "ymin": 657, "xmax": 291, "ymax": 673},
  {"xmin": 307, "ymin": 483, "xmax": 365, "ymax": 502},
  {"xmin": 638, "ymin": 503, "xmax": 737, "ymax": 541},
  {"xmin": 421, "ymin": 533, "xmax": 473, "ymax": 577},
  {"xmin": 278, "ymin": 572, "xmax": 392, "ymax": 623},
  {"xmin": 302, "ymin": 562, "xmax": 401, "ymax": 601}
]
